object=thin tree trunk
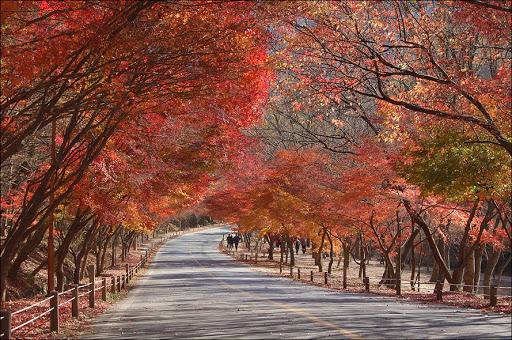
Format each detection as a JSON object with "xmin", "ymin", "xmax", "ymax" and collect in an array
[
  {"xmin": 495, "ymin": 254, "xmax": 512, "ymax": 288},
  {"xmin": 327, "ymin": 231, "xmax": 334, "ymax": 274},
  {"xmin": 267, "ymin": 234, "xmax": 275, "ymax": 260},
  {"xmin": 317, "ymin": 227, "xmax": 327, "ymax": 272},
  {"xmin": 463, "ymin": 248, "xmax": 475, "ymax": 292},
  {"xmin": 483, "ymin": 247, "xmax": 501, "ymax": 297},
  {"xmin": 287, "ymin": 235, "xmax": 295, "ymax": 266},
  {"xmin": 473, "ymin": 246, "xmax": 483, "ymax": 292}
]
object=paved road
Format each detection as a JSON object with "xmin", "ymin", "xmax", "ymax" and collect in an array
[{"xmin": 85, "ymin": 227, "xmax": 511, "ymax": 339}]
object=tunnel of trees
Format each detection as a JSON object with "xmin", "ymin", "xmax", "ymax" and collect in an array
[{"xmin": 0, "ymin": 0, "xmax": 510, "ymax": 304}]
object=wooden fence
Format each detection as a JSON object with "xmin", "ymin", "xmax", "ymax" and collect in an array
[
  {"xmin": 227, "ymin": 246, "xmax": 511, "ymax": 308},
  {"xmin": 0, "ymin": 230, "xmax": 184, "ymax": 339}
]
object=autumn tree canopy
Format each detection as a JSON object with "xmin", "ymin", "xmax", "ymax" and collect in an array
[{"xmin": 1, "ymin": 0, "xmax": 510, "ymax": 302}]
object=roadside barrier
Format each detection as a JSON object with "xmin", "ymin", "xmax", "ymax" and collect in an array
[
  {"xmin": 222, "ymin": 247, "xmax": 512, "ymax": 309},
  {"xmin": 0, "ymin": 230, "xmax": 190, "ymax": 339}
]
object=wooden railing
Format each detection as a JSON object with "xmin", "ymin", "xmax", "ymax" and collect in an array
[
  {"xmin": 0, "ymin": 230, "xmax": 186, "ymax": 339},
  {"xmin": 226, "ymin": 246, "xmax": 512, "ymax": 308}
]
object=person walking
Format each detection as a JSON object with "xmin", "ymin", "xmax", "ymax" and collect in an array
[
  {"xmin": 295, "ymin": 239, "xmax": 300, "ymax": 254},
  {"xmin": 300, "ymin": 238, "xmax": 307, "ymax": 254},
  {"xmin": 233, "ymin": 234, "xmax": 240, "ymax": 251},
  {"xmin": 227, "ymin": 234, "xmax": 233, "ymax": 250}
]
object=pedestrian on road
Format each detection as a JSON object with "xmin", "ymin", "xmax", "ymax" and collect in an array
[
  {"xmin": 300, "ymin": 238, "xmax": 306, "ymax": 254},
  {"xmin": 295, "ymin": 239, "xmax": 300, "ymax": 254},
  {"xmin": 233, "ymin": 234, "xmax": 240, "ymax": 251},
  {"xmin": 227, "ymin": 234, "xmax": 233, "ymax": 250}
]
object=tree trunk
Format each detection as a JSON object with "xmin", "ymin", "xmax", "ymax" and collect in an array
[
  {"xmin": 72, "ymin": 253, "xmax": 81, "ymax": 284},
  {"xmin": 267, "ymin": 234, "xmax": 275, "ymax": 260},
  {"xmin": 403, "ymin": 200, "xmax": 453, "ymax": 282},
  {"xmin": 400, "ymin": 227, "xmax": 420, "ymax": 269},
  {"xmin": 284, "ymin": 239, "xmax": 289, "ymax": 264},
  {"xmin": 327, "ymin": 231, "xmax": 334, "ymax": 274},
  {"xmin": 358, "ymin": 236, "xmax": 367, "ymax": 278},
  {"xmin": 8, "ymin": 226, "xmax": 47, "ymax": 281},
  {"xmin": 380, "ymin": 254, "xmax": 396, "ymax": 287},
  {"xmin": 111, "ymin": 227, "xmax": 120, "ymax": 267},
  {"xmin": 462, "ymin": 248, "xmax": 475, "ymax": 292},
  {"xmin": 343, "ymin": 243, "xmax": 350, "ymax": 268},
  {"xmin": 286, "ymin": 235, "xmax": 295, "ymax": 267},
  {"xmin": 430, "ymin": 258, "xmax": 439, "ymax": 282},
  {"xmin": 473, "ymin": 246, "xmax": 483, "ymax": 292},
  {"xmin": 451, "ymin": 201, "xmax": 495, "ymax": 291},
  {"xmin": 280, "ymin": 238, "xmax": 284, "ymax": 264},
  {"xmin": 317, "ymin": 227, "xmax": 327, "ymax": 272},
  {"xmin": 410, "ymin": 232, "xmax": 416, "ymax": 290},
  {"xmin": 121, "ymin": 242, "xmax": 126, "ymax": 262},
  {"xmin": 254, "ymin": 238, "xmax": 260, "ymax": 261},
  {"xmin": 73, "ymin": 223, "xmax": 95, "ymax": 283},
  {"xmin": 495, "ymin": 254, "xmax": 512, "ymax": 288},
  {"xmin": 56, "ymin": 213, "xmax": 88, "ymax": 291},
  {"xmin": 78, "ymin": 223, "xmax": 98, "ymax": 281},
  {"xmin": 483, "ymin": 247, "xmax": 501, "ymax": 297}
]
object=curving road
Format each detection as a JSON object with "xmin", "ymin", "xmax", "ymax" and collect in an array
[{"xmin": 84, "ymin": 227, "xmax": 511, "ymax": 339}]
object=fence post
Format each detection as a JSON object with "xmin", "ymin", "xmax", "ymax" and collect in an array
[
  {"xmin": 396, "ymin": 279, "xmax": 401, "ymax": 296},
  {"xmin": 50, "ymin": 290, "xmax": 59, "ymax": 333},
  {"xmin": 140, "ymin": 254, "xmax": 143, "ymax": 268},
  {"xmin": 297, "ymin": 268, "xmax": 301, "ymax": 280},
  {"xmin": 490, "ymin": 285, "xmax": 497, "ymax": 307},
  {"xmin": 342, "ymin": 266, "xmax": 347, "ymax": 289},
  {"xmin": 88, "ymin": 265, "xmax": 95, "ymax": 308},
  {"xmin": 435, "ymin": 280, "xmax": 443, "ymax": 301},
  {"xmin": 111, "ymin": 277, "xmax": 116, "ymax": 294},
  {"xmin": 121, "ymin": 275, "xmax": 125, "ymax": 289},
  {"xmin": 0, "ymin": 310, "xmax": 12, "ymax": 340},
  {"xmin": 324, "ymin": 272, "xmax": 328, "ymax": 285},
  {"xmin": 102, "ymin": 278, "xmax": 107, "ymax": 301},
  {"xmin": 72, "ymin": 285, "xmax": 79, "ymax": 318},
  {"xmin": 279, "ymin": 262, "xmax": 282, "ymax": 274},
  {"xmin": 363, "ymin": 277, "xmax": 370, "ymax": 292},
  {"xmin": 125, "ymin": 264, "xmax": 129, "ymax": 282},
  {"xmin": 310, "ymin": 270, "xmax": 313, "ymax": 282},
  {"xmin": 116, "ymin": 276, "xmax": 121, "ymax": 292},
  {"xmin": 290, "ymin": 266, "xmax": 293, "ymax": 277}
]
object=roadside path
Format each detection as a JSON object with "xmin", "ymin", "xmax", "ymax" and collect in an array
[{"xmin": 85, "ymin": 227, "xmax": 511, "ymax": 339}]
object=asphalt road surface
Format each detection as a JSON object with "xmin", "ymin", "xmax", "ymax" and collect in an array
[{"xmin": 85, "ymin": 227, "xmax": 511, "ymax": 339}]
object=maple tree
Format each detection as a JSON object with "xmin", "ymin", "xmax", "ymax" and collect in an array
[
  {"xmin": 264, "ymin": 0, "xmax": 511, "ymax": 154},
  {"xmin": 0, "ymin": 0, "xmax": 270, "ymax": 301},
  {"xmin": 1, "ymin": 0, "xmax": 510, "ymax": 311}
]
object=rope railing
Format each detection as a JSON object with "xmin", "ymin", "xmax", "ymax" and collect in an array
[
  {"xmin": 59, "ymin": 287, "xmax": 76, "ymax": 296},
  {"xmin": 77, "ymin": 291, "xmax": 91, "ymax": 298},
  {"xmin": 59, "ymin": 297, "xmax": 75, "ymax": 307},
  {"xmin": 10, "ymin": 295, "xmax": 53, "ymax": 316},
  {"xmin": 11, "ymin": 307, "xmax": 54, "ymax": 332}
]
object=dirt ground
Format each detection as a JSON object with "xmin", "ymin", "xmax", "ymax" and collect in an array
[{"xmin": 223, "ymin": 241, "xmax": 512, "ymax": 315}]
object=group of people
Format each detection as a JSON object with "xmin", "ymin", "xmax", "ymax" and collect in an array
[
  {"xmin": 273, "ymin": 238, "xmax": 308, "ymax": 255},
  {"xmin": 224, "ymin": 233, "xmax": 311, "ymax": 254},
  {"xmin": 294, "ymin": 239, "xmax": 307, "ymax": 255},
  {"xmin": 226, "ymin": 233, "xmax": 241, "ymax": 251}
]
